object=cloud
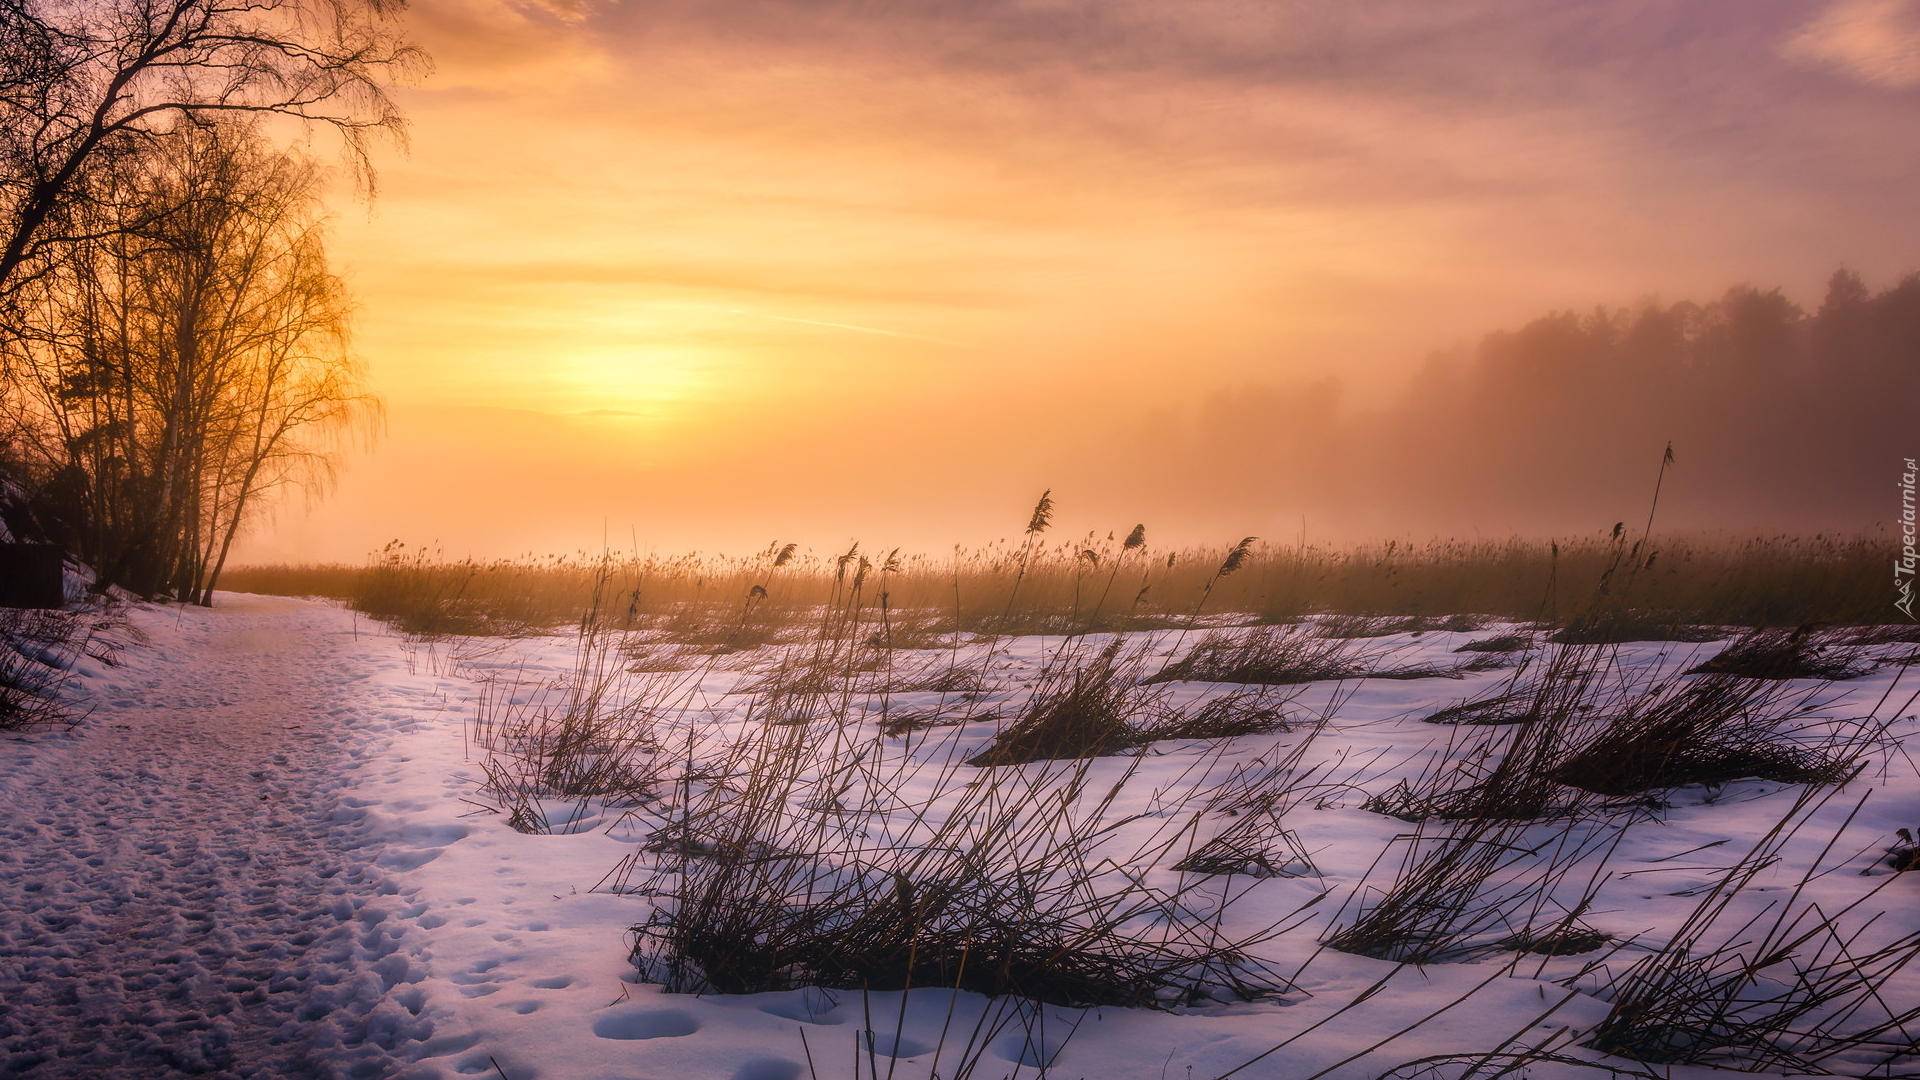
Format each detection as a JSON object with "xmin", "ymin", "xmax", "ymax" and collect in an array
[
  {"xmin": 1784, "ymin": 0, "xmax": 1920, "ymax": 88},
  {"xmin": 402, "ymin": 0, "xmax": 613, "ymax": 89},
  {"xmin": 513, "ymin": 0, "xmax": 600, "ymax": 22},
  {"xmin": 268, "ymin": 0, "xmax": 1920, "ymax": 562}
]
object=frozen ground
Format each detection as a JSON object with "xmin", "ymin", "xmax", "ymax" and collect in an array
[{"xmin": 1, "ymin": 596, "xmax": 1917, "ymax": 1080}]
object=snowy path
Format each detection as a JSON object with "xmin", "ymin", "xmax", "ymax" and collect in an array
[{"xmin": 0, "ymin": 596, "xmax": 457, "ymax": 1079}]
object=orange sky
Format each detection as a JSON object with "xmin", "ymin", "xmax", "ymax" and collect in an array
[{"xmin": 234, "ymin": 0, "xmax": 1920, "ymax": 563}]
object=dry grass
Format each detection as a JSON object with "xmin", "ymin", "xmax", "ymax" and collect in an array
[
  {"xmin": 1149, "ymin": 686, "xmax": 1298, "ymax": 741},
  {"xmin": 223, "ymin": 530, "xmax": 1907, "ymax": 644},
  {"xmin": 1421, "ymin": 688, "xmax": 1542, "ymax": 727},
  {"xmin": 1547, "ymin": 610, "xmax": 1723, "ymax": 645},
  {"xmin": 1171, "ymin": 723, "xmax": 1330, "ymax": 879},
  {"xmin": 1388, "ymin": 640, "xmax": 1878, "ymax": 822},
  {"xmin": 1369, "ymin": 648, "xmax": 1609, "ymax": 823},
  {"xmin": 627, "ymin": 712, "xmax": 1296, "ymax": 1007},
  {"xmin": 467, "ymin": 567, "xmax": 698, "ymax": 833},
  {"xmin": 1548, "ymin": 673, "xmax": 1870, "ymax": 796},
  {"xmin": 1454, "ymin": 632, "xmax": 1533, "ymax": 654},
  {"xmin": 217, "ymin": 511, "xmax": 1920, "ymax": 1054},
  {"xmin": 964, "ymin": 643, "xmax": 1296, "ymax": 767},
  {"xmin": 1317, "ymin": 614, "xmax": 1486, "ymax": 639},
  {"xmin": 1887, "ymin": 828, "xmax": 1920, "ymax": 872},
  {"xmin": 1321, "ymin": 812, "xmax": 1624, "ymax": 964},
  {"xmin": 1583, "ymin": 788, "xmax": 1920, "ymax": 1073},
  {"xmin": 1143, "ymin": 624, "xmax": 1369, "ymax": 686},
  {"xmin": 964, "ymin": 642, "xmax": 1162, "ymax": 766},
  {"xmin": 1686, "ymin": 626, "xmax": 1872, "ymax": 680},
  {"xmin": 0, "ymin": 607, "xmax": 137, "ymax": 730}
]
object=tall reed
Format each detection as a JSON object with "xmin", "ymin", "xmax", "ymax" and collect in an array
[{"xmin": 224, "ymin": 530, "xmax": 1908, "ymax": 640}]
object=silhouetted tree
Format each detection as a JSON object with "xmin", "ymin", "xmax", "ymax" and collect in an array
[
  {"xmin": 0, "ymin": 0, "xmax": 413, "ymax": 596},
  {"xmin": 0, "ymin": 0, "xmax": 422, "ymax": 302},
  {"xmin": 3, "ymin": 122, "xmax": 371, "ymax": 601}
]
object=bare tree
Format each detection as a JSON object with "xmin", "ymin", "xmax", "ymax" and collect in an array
[
  {"xmin": 0, "ymin": 0, "xmax": 413, "ymax": 597},
  {"xmin": 4, "ymin": 121, "xmax": 372, "ymax": 600},
  {"xmin": 0, "ymin": 0, "xmax": 423, "ymax": 301}
]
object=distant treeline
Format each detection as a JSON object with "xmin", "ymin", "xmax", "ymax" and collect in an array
[{"xmin": 1152, "ymin": 269, "xmax": 1920, "ymax": 537}]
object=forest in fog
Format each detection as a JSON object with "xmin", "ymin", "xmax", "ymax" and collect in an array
[{"xmin": 1140, "ymin": 269, "xmax": 1919, "ymax": 537}]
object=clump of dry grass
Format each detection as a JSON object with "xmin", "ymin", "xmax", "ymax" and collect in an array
[
  {"xmin": 1422, "ymin": 688, "xmax": 1541, "ymax": 726},
  {"xmin": 1144, "ymin": 625, "xmax": 1367, "ymax": 686},
  {"xmin": 1548, "ymin": 673, "xmax": 1867, "ymax": 796},
  {"xmin": 1, "ymin": 611, "xmax": 84, "ymax": 729},
  {"xmin": 1419, "ymin": 639, "xmax": 1564, "ymax": 728},
  {"xmin": 1369, "ymin": 657, "xmax": 1510, "ymax": 681},
  {"xmin": 0, "ymin": 607, "xmax": 136, "ymax": 730},
  {"xmin": 1321, "ymin": 812, "xmax": 1623, "ymax": 963},
  {"xmin": 966, "ymin": 646, "xmax": 1297, "ymax": 767},
  {"xmin": 1584, "ymin": 788, "xmax": 1920, "ymax": 1073},
  {"xmin": 1171, "ymin": 724, "xmax": 1328, "ymax": 879},
  {"xmin": 868, "ymin": 654, "xmax": 996, "ymax": 737},
  {"xmin": 1394, "ymin": 639, "xmax": 1871, "ymax": 823},
  {"xmin": 469, "ymin": 568, "xmax": 692, "ymax": 833},
  {"xmin": 879, "ymin": 656, "xmax": 988, "ymax": 697},
  {"xmin": 1844, "ymin": 624, "xmax": 1920, "ymax": 645},
  {"xmin": 1371, "ymin": 643, "xmax": 1617, "ymax": 822},
  {"xmin": 1501, "ymin": 922, "xmax": 1610, "ymax": 956},
  {"xmin": 1547, "ymin": 610, "xmax": 1720, "ymax": 644},
  {"xmin": 965, "ymin": 643, "xmax": 1164, "ymax": 766},
  {"xmin": 1148, "ymin": 687, "xmax": 1297, "ymax": 741},
  {"xmin": 1455, "ymin": 632, "xmax": 1532, "ymax": 654},
  {"xmin": 1685, "ymin": 626, "xmax": 1870, "ymax": 680},
  {"xmin": 472, "ymin": 667, "xmax": 671, "ymax": 833},
  {"xmin": 1171, "ymin": 828, "xmax": 1314, "ymax": 879},
  {"xmin": 620, "ymin": 643, "xmax": 697, "ymax": 673},
  {"xmin": 1885, "ymin": 828, "xmax": 1920, "ymax": 872},
  {"xmin": 735, "ymin": 649, "xmax": 865, "ymax": 727},
  {"xmin": 1317, "ymin": 614, "xmax": 1484, "ymax": 639},
  {"xmin": 874, "ymin": 705, "xmax": 987, "ymax": 737},
  {"xmin": 629, "ymin": 717, "xmax": 1295, "ymax": 1007}
]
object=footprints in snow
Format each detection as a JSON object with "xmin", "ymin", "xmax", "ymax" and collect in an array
[
  {"xmin": 732, "ymin": 1058, "xmax": 806, "ymax": 1080},
  {"xmin": 592, "ymin": 1007, "xmax": 701, "ymax": 1040}
]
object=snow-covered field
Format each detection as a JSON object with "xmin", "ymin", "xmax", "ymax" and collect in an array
[{"xmin": 3, "ymin": 595, "xmax": 1916, "ymax": 1080}]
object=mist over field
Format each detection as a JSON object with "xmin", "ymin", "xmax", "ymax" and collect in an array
[
  {"xmin": 223, "ymin": 0, "xmax": 1920, "ymax": 562},
  {"xmin": 1132, "ymin": 270, "xmax": 1920, "ymax": 540},
  {"xmin": 243, "ymin": 268, "xmax": 1920, "ymax": 560}
]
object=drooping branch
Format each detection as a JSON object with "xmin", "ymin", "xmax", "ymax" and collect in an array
[{"xmin": 0, "ymin": 0, "xmax": 425, "ymax": 299}]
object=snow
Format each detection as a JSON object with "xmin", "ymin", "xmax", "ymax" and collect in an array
[
  {"xmin": 0, "ymin": 596, "xmax": 460, "ymax": 1078},
  {"xmin": 2, "ymin": 595, "xmax": 1916, "ymax": 1079}
]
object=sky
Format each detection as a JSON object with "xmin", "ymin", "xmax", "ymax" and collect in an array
[{"xmin": 234, "ymin": 0, "xmax": 1920, "ymax": 563}]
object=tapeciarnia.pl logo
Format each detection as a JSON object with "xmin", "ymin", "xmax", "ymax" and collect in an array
[{"xmin": 1899, "ymin": 457, "xmax": 1917, "ymax": 620}]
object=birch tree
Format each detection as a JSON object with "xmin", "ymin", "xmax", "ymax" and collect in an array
[{"xmin": 5, "ymin": 121, "xmax": 371, "ymax": 600}]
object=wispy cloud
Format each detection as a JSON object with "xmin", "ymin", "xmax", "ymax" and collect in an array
[
  {"xmin": 1783, "ymin": 0, "xmax": 1920, "ymax": 88},
  {"xmin": 513, "ymin": 0, "xmax": 600, "ymax": 23},
  {"xmin": 724, "ymin": 308, "xmax": 979, "ymax": 349},
  {"xmin": 403, "ymin": 0, "xmax": 614, "ymax": 89}
]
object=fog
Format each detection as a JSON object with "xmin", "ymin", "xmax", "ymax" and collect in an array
[{"xmin": 235, "ymin": 268, "xmax": 1917, "ymax": 563}]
